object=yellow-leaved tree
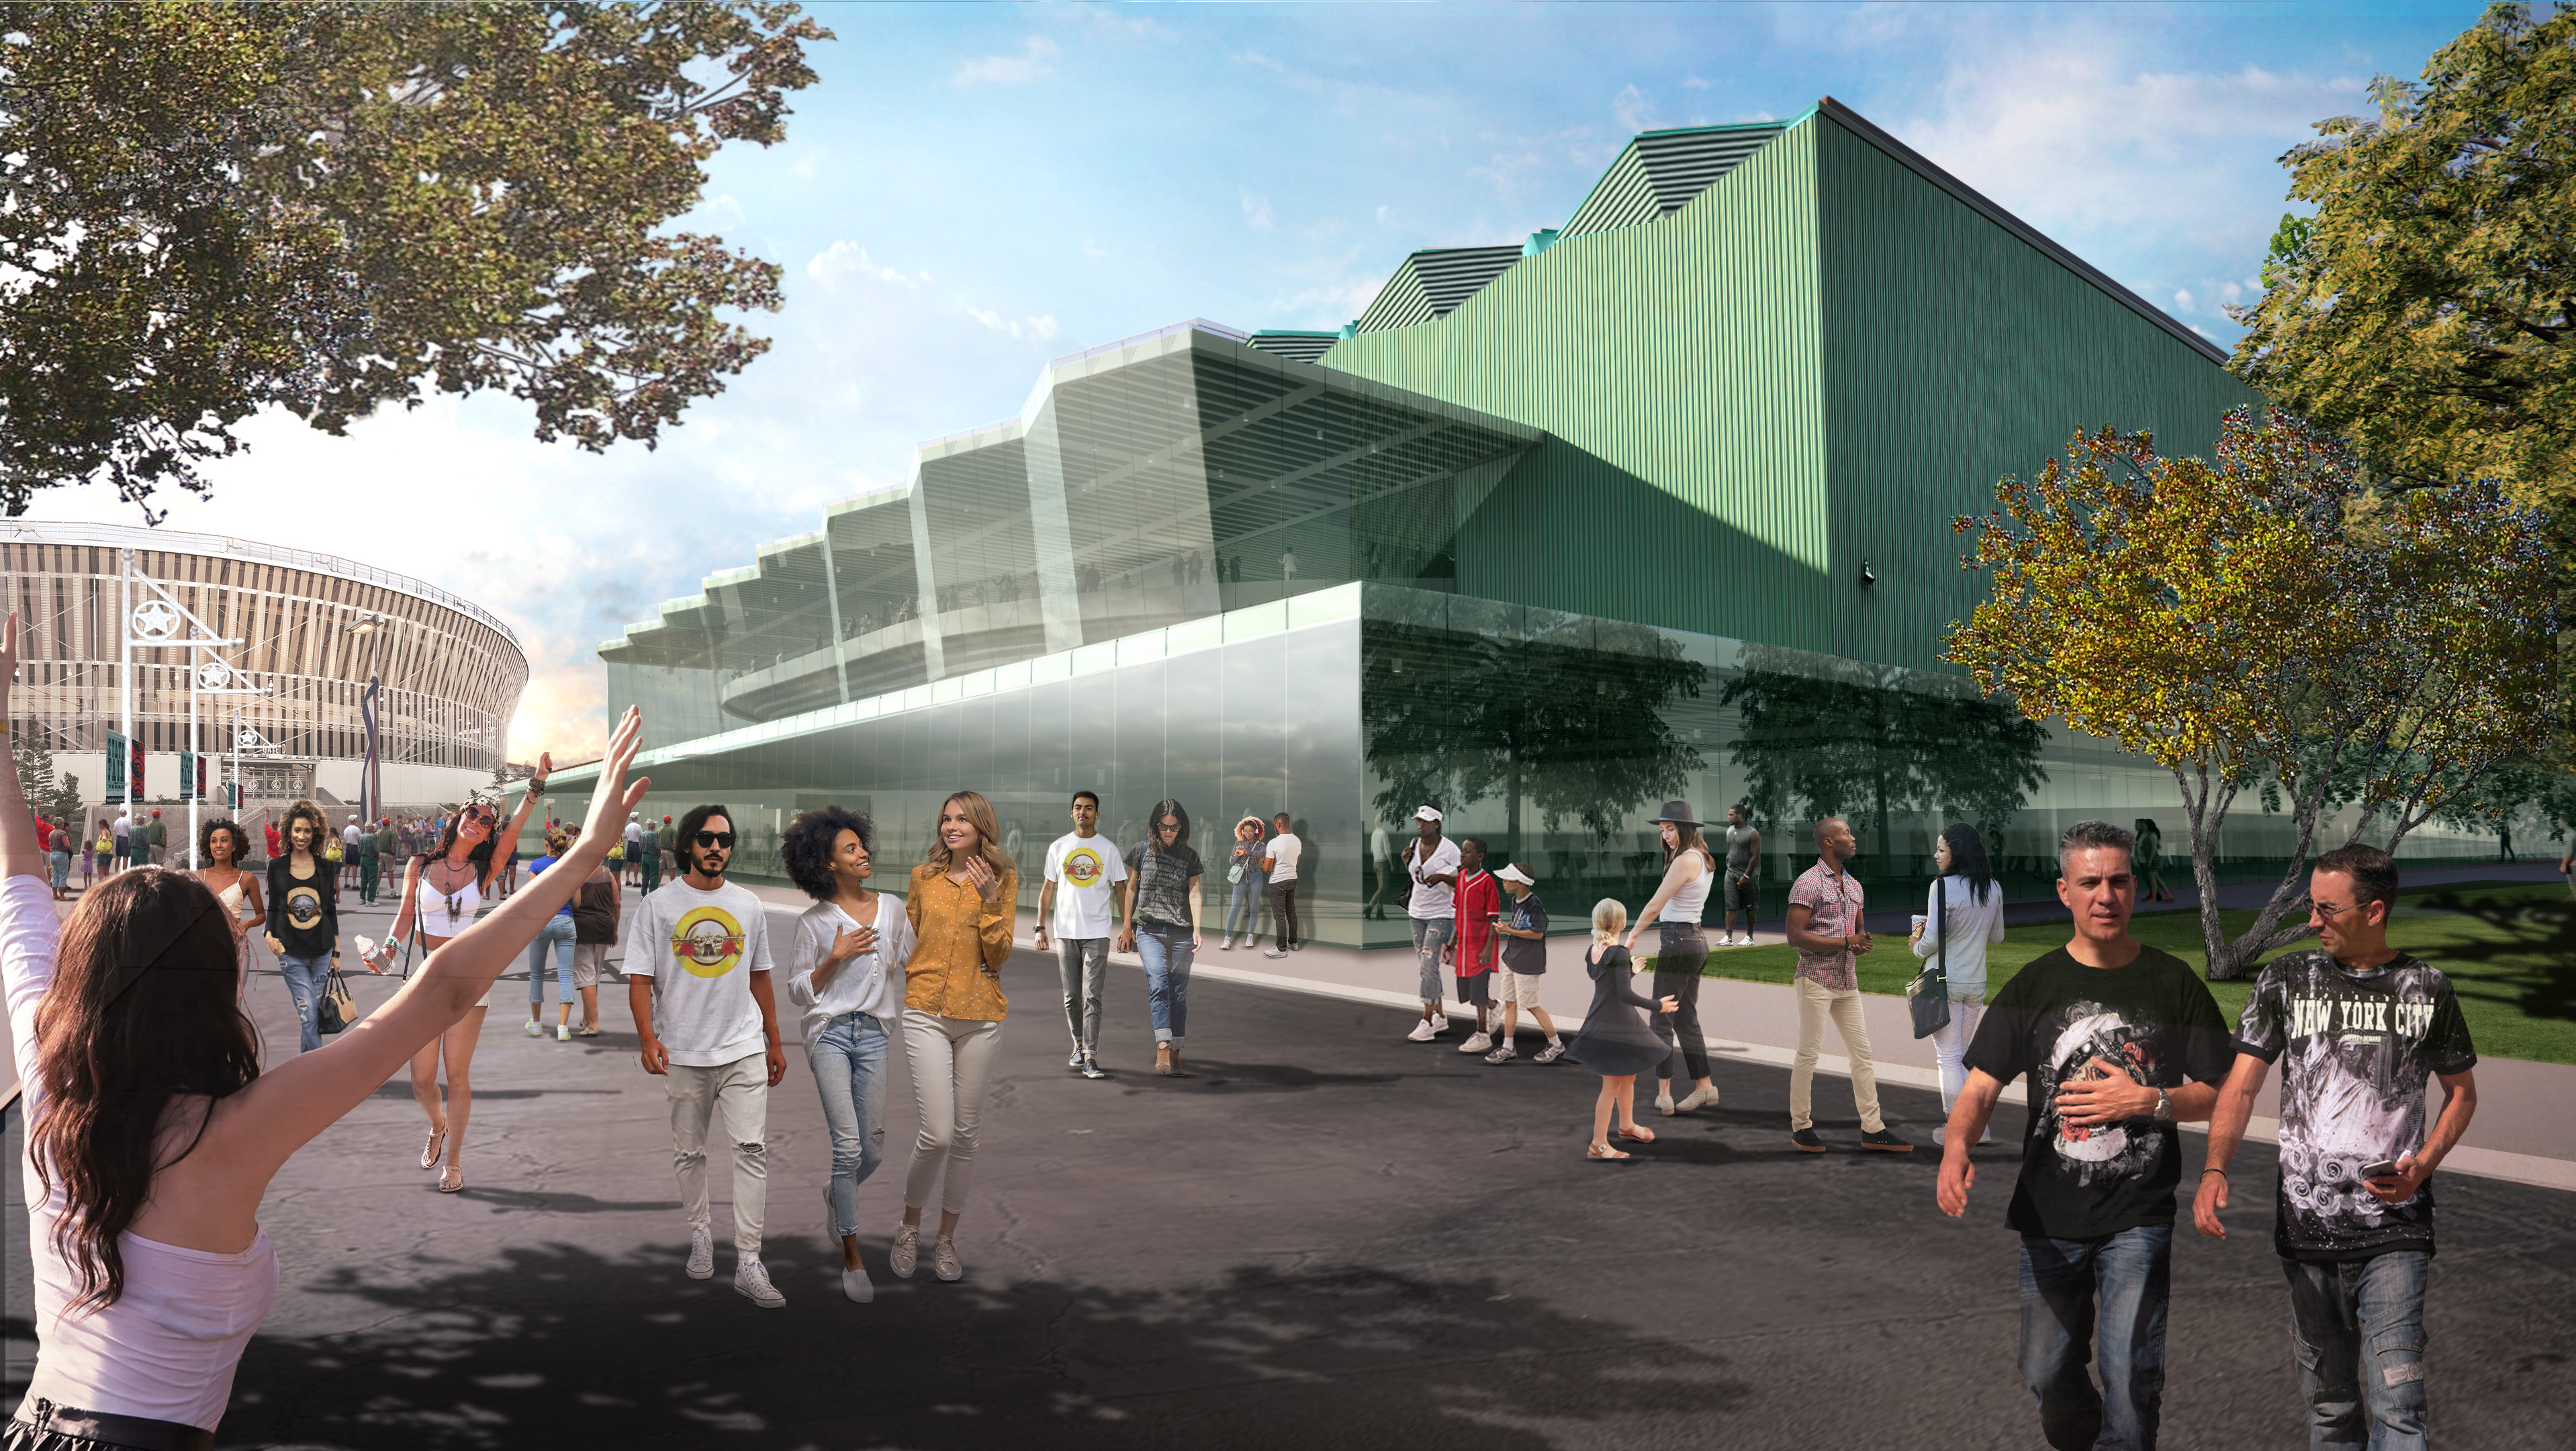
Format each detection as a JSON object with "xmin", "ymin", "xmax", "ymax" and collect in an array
[{"xmin": 1947, "ymin": 408, "xmax": 2563, "ymax": 980}]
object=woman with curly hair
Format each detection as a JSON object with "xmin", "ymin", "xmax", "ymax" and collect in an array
[
  {"xmin": 0, "ymin": 624, "xmax": 648, "ymax": 1448},
  {"xmin": 890, "ymin": 790, "xmax": 1016, "ymax": 1285},
  {"xmin": 781, "ymin": 804, "xmax": 914, "ymax": 1303},
  {"xmin": 193, "ymin": 818, "xmax": 267, "ymax": 973},
  {"xmin": 384, "ymin": 762, "xmax": 551, "ymax": 1192},
  {"xmin": 262, "ymin": 800, "xmax": 347, "ymax": 1056}
]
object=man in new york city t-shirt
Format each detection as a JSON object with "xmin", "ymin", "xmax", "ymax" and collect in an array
[{"xmin": 1937, "ymin": 821, "xmax": 2232, "ymax": 1451}]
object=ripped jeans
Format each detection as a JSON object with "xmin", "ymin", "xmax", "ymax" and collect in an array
[
  {"xmin": 666, "ymin": 1053, "xmax": 770, "ymax": 1255},
  {"xmin": 808, "ymin": 1010, "xmax": 890, "ymax": 1239}
]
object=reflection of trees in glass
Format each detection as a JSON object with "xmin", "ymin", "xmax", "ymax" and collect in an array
[
  {"xmin": 1720, "ymin": 649, "xmax": 2049, "ymax": 859},
  {"xmin": 1362, "ymin": 621, "xmax": 1705, "ymax": 859}
]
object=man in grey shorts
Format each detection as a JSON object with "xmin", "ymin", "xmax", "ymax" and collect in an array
[{"xmin": 1721, "ymin": 803, "xmax": 1761, "ymax": 947}]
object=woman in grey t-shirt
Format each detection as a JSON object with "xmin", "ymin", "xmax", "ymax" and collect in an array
[{"xmin": 1117, "ymin": 799, "xmax": 1203, "ymax": 1078}]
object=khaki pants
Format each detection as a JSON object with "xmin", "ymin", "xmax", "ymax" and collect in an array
[
  {"xmin": 1790, "ymin": 975, "xmax": 1884, "ymax": 1133},
  {"xmin": 666, "ymin": 1053, "xmax": 769, "ymax": 1254}
]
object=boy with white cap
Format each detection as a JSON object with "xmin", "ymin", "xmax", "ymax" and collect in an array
[
  {"xmin": 1485, "ymin": 863, "xmax": 1566, "ymax": 1064},
  {"xmin": 1403, "ymin": 803, "xmax": 1460, "ymax": 1042}
]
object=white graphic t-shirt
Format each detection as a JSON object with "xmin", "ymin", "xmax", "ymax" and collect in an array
[
  {"xmin": 1407, "ymin": 836, "xmax": 1461, "ymax": 920},
  {"xmin": 628, "ymin": 878, "xmax": 775, "ymax": 1067},
  {"xmin": 1266, "ymin": 832, "xmax": 1303, "ymax": 880},
  {"xmin": 1044, "ymin": 832, "xmax": 1128, "ymax": 939}
]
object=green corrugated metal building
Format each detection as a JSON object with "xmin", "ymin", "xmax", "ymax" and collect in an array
[{"xmin": 555, "ymin": 99, "xmax": 2438, "ymax": 946}]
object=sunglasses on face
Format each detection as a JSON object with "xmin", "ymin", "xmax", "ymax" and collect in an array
[{"xmin": 695, "ymin": 831, "xmax": 735, "ymax": 849}]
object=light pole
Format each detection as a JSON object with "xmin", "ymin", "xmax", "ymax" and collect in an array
[{"xmin": 344, "ymin": 613, "xmax": 385, "ymax": 827}]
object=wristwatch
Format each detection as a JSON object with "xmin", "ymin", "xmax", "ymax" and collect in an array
[{"xmin": 2153, "ymin": 1086, "xmax": 2172, "ymax": 1122}]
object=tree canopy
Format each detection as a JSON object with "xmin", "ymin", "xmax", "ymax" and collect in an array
[
  {"xmin": 0, "ymin": 2, "xmax": 829, "ymax": 517},
  {"xmin": 1947, "ymin": 408, "xmax": 2564, "ymax": 979},
  {"xmin": 2230, "ymin": 3, "xmax": 2575, "ymax": 517}
]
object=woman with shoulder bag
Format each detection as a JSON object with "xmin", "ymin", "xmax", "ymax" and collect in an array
[
  {"xmin": 1911, "ymin": 823, "xmax": 2008, "ymax": 1145},
  {"xmin": 1220, "ymin": 814, "xmax": 1266, "ymax": 950},
  {"xmin": 568, "ymin": 834, "xmax": 620, "ymax": 1037}
]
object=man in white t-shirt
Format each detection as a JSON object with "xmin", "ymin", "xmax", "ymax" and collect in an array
[
  {"xmin": 1404, "ymin": 804, "xmax": 1461, "ymax": 1043},
  {"xmin": 623, "ymin": 812, "xmax": 647, "ymax": 887},
  {"xmin": 1261, "ymin": 812, "xmax": 1303, "ymax": 959},
  {"xmin": 1367, "ymin": 822, "xmax": 1393, "ymax": 920},
  {"xmin": 627, "ymin": 803, "xmax": 788, "ymax": 1308},
  {"xmin": 1035, "ymin": 790, "xmax": 1128, "ymax": 1080},
  {"xmin": 341, "ymin": 816, "xmax": 365, "ymax": 889}
]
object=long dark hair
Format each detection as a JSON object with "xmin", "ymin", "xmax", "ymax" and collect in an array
[
  {"xmin": 1143, "ymin": 798, "xmax": 1191, "ymax": 854},
  {"xmin": 425, "ymin": 800, "xmax": 500, "ymax": 870},
  {"xmin": 1939, "ymin": 822, "xmax": 1995, "ymax": 905},
  {"xmin": 32, "ymin": 870, "xmax": 261, "ymax": 1311},
  {"xmin": 279, "ymin": 799, "xmax": 330, "ymax": 859},
  {"xmin": 1661, "ymin": 820, "xmax": 1711, "ymax": 867}
]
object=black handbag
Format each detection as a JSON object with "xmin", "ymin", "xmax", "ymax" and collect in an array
[
  {"xmin": 1907, "ymin": 875, "xmax": 1951, "ymax": 1039},
  {"xmin": 316, "ymin": 967, "xmax": 357, "ymax": 1035}
]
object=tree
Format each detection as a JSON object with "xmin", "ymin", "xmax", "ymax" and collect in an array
[
  {"xmin": 1361, "ymin": 619, "xmax": 1705, "ymax": 859},
  {"xmin": 1947, "ymin": 409, "xmax": 2564, "ymax": 980},
  {"xmin": 1720, "ymin": 647, "xmax": 2050, "ymax": 863},
  {"xmin": 2229, "ymin": 4, "xmax": 2575, "ymax": 517},
  {"xmin": 11, "ymin": 729, "xmax": 77, "ymax": 824},
  {"xmin": 0, "ymin": 3, "xmax": 828, "ymax": 516}
]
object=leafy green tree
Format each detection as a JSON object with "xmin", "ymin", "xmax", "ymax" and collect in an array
[
  {"xmin": 1948, "ymin": 409, "xmax": 2564, "ymax": 979},
  {"xmin": 0, "ymin": 3, "xmax": 828, "ymax": 515},
  {"xmin": 2230, "ymin": 3, "xmax": 2574, "ymax": 515},
  {"xmin": 1361, "ymin": 620, "xmax": 1705, "ymax": 859}
]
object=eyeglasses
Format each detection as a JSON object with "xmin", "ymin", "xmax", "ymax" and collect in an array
[
  {"xmin": 694, "ymin": 831, "xmax": 735, "ymax": 849},
  {"xmin": 2309, "ymin": 899, "xmax": 2356, "ymax": 921}
]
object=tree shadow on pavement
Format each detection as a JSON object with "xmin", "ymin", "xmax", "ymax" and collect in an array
[{"xmin": 226, "ymin": 1241, "xmax": 1754, "ymax": 1451}]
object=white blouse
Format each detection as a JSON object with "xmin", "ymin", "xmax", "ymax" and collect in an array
[
  {"xmin": 1913, "ymin": 873, "xmax": 2009, "ymax": 989},
  {"xmin": 784, "ymin": 893, "xmax": 914, "ymax": 1044}
]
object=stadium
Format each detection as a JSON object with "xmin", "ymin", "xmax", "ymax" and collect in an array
[{"xmin": 1, "ymin": 520, "xmax": 527, "ymax": 839}]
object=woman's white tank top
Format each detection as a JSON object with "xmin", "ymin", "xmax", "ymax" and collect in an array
[
  {"xmin": 414, "ymin": 861, "xmax": 483, "ymax": 938},
  {"xmin": 1660, "ymin": 848, "xmax": 1715, "ymax": 923}
]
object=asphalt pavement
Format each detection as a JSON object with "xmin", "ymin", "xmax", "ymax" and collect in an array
[{"xmin": 5, "ymin": 894, "xmax": 2571, "ymax": 1451}]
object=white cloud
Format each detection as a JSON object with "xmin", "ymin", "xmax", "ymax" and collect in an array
[
  {"xmin": 1682, "ymin": 75, "xmax": 1712, "ymax": 91},
  {"xmin": 1375, "ymin": 204, "xmax": 1393, "ymax": 225},
  {"xmin": 966, "ymin": 308, "xmax": 1060, "ymax": 342},
  {"xmin": 954, "ymin": 36, "xmax": 1058, "ymax": 87},
  {"xmin": 805, "ymin": 240, "xmax": 924, "ymax": 290},
  {"xmin": 2175, "ymin": 288, "xmax": 2195, "ymax": 310},
  {"xmin": 1612, "ymin": 84, "xmax": 1658, "ymax": 134},
  {"xmin": 1241, "ymin": 190, "xmax": 1275, "ymax": 232}
]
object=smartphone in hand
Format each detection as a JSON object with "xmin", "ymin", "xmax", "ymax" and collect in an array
[{"xmin": 2359, "ymin": 1158, "xmax": 2402, "ymax": 1181}]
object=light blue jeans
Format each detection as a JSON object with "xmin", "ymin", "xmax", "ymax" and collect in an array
[
  {"xmin": 2019, "ymin": 1223, "xmax": 2172, "ymax": 1451},
  {"xmin": 525, "ymin": 914, "xmax": 576, "ymax": 1008},
  {"xmin": 2285, "ymin": 1249, "xmax": 2430, "ymax": 1450},
  {"xmin": 808, "ymin": 1010, "xmax": 890, "ymax": 1239},
  {"xmin": 1137, "ymin": 929, "xmax": 1194, "ymax": 1043},
  {"xmin": 1224, "ymin": 870, "xmax": 1265, "ymax": 939},
  {"xmin": 278, "ymin": 952, "xmax": 330, "ymax": 1054}
]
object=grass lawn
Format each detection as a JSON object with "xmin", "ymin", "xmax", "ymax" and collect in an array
[{"xmin": 1644, "ymin": 880, "xmax": 2576, "ymax": 1067}]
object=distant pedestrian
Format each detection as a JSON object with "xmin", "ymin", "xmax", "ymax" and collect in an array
[
  {"xmin": 1036, "ymin": 791, "xmax": 1125, "ymax": 1080},
  {"xmin": 1118, "ymin": 799, "xmax": 1203, "ymax": 1077},
  {"xmin": 1220, "ymin": 814, "xmax": 1266, "ymax": 949},
  {"xmin": 1402, "ymin": 804, "xmax": 1460, "ymax": 1042},
  {"xmin": 357, "ymin": 813, "xmax": 381, "ymax": 904},
  {"xmin": 1913, "ymin": 823, "xmax": 2008, "ymax": 1145},
  {"xmin": 1720, "ymin": 802, "xmax": 1761, "ymax": 946},
  {"xmin": 2194, "ymin": 843, "xmax": 2478, "ymax": 1450},
  {"xmin": 657, "ymin": 813, "xmax": 678, "ymax": 884},
  {"xmin": 1625, "ymin": 800, "xmax": 1718, "ymax": 1116},
  {"xmin": 263, "ymin": 817, "xmax": 281, "ymax": 863},
  {"xmin": 1483, "ymin": 863, "xmax": 1565, "ymax": 1064},
  {"xmin": 522, "ymin": 828, "xmax": 582, "ymax": 1041},
  {"xmin": 1572, "ymin": 899, "xmax": 1679, "ymax": 1161},
  {"xmin": 1785, "ymin": 817, "xmax": 1910, "ymax": 1153},
  {"xmin": 782, "ymin": 804, "xmax": 913, "ymax": 1303},
  {"xmin": 111, "ymin": 807, "xmax": 130, "ymax": 872},
  {"xmin": 628, "ymin": 802, "xmax": 788, "ymax": 1307},
  {"xmin": 196, "ymin": 817, "xmax": 266, "ymax": 971},
  {"xmin": 1452, "ymin": 837, "xmax": 1503, "ymax": 1053},
  {"xmin": 145, "ymin": 809, "xmax": 167, "ymax": 867},
  {"xmin": 2134, "ymin": 818, "xmax": 2172, "ymax": 904},
  {"xmin": 341, "ymin": 815, "xmax": 364, "ymax": 889},
  {"xmin": 1937, "ymin": 820, "xmax": 2233, "ymax": 1451},
  {"xmin": 1280, "ymin": 545, "xmax": 1298, "ymax": 581},
  {"xmin": 78, "ymin": 833, "xmax": 93, "ymax": 890},
  {"xmin": 1260, "ymin": 811, "xmax": 1302, "ymax": 957},
  {"xmin": 1366, "ymin": 819, "xmax": 1393, "ymax": 920},
  {"xmin": 638, "ymin": 811, "xmax": 663, "ymax": 894},
  {"xmin": 567, "ymin": 828, "xmax": 618, "ymax": 1037},
  {"xmin": 893, "ymin": 791, "xmax": 1018, "ymax": 1284},
  {"xmin": 45, "ymin": 817, "xmax": 70, "ymax": 899}
]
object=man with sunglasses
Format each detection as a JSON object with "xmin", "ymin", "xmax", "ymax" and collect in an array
[{"xmin": 627, "ymin": 803, "xmax": 788, "ymax": 1308}]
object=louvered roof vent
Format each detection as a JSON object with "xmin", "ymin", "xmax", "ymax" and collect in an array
[
  {"xmin": 1559, "ymin": 120, "xmax": 1787, "ymax": 241},
  {"xmin": 1351, "ymin": 243, "xmax": 1526, "ymax": 335},
  {"xmin": 1244, "ymin": 331, "xmax": 1340, "ymax": 364}
]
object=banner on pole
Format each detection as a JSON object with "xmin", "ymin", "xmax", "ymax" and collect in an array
[
  {"xmin": 195, "ymin": 754, "xmax": 208, "ymax": 803},
  {"xmin": 130, "ymin": 737, "xmax": 145, "ymax": 802},
  {"xmin": 104, "ymin": 730, "xmax": 126, "ymax": 802}
]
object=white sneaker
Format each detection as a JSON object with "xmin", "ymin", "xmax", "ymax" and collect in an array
[
  {"xmin": 685, "ymin": 1229, "xmax": 714, "ymax": 1280},
  {"xmin": 889, "ymin": 1223, "xmax": 919, "ymax": 1279},
  {"xmin": 841, "ymin": 1263, "xmax": 875, "ymax": 1303},
  {"xmin": 1406, "ymin": 1018, "xmax": 1439, "ymax": 1043},
  {"xmin": 1220, "ymin": 936, "xmax": 1235, "ymax": 950},
  {"xmin": 1483, "ymin": 1041, "xmax": 1517, "ymax": 1065},
  {"xmin": 1459, "ymin": 1031, "xmax": 1492, "ymax": 1054},
  {"xmin": 735, "ymin": 1256, "xmax": 785, "ymax": 1308},
  {"xmin": 1675, "ymin": 1085, "xmax": 1720, "ymax": 1112},
  {"xmin": 1262, "ymin": 947, "xmax": 1289, "ymax": 959},
  {"xmin": 555, "ymin": 1024, "xmax": 571, "ymax": 1042},
  {"xmin": 522, "ymin": 1019, "xmax": 543, "ymax": 1037},
  {"xmin": 933, "ymin": 1235, "xmax": 963, "ymax": 1282}
]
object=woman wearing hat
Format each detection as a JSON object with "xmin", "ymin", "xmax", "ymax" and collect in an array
[{"xmin": 1624, "ymin": 800, "xmax": 1721, "ymax": 1116}]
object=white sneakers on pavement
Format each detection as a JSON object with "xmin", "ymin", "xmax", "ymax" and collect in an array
[
  {"xmin": 1262, "ymin": 947, "xmax": 1289, "ymax": 959},
  {"xmin": 889, "ymin": 1222, "xmax": 919, "ymax": 1279},
  {"xmin": 1532, "ymin": 1040, "xmax": 1568, "ymax": 1064},
  {"xmin": 933, "ymin": 1236, "xmax": 963, "ymax": 1282},
  {"xmin": 735, "ymin": 1256, "xmax": 784, "ymax": 1308},
  {"xmin": 1483, "ymin": 1041, "xmax": 1517, "ymax": 1065},
  {"xmin": 841, "ymin": 1263, "xmax": 875, "ymax": 1303},
  {"xmin": 1406, "ymin": 1018, "xmax": 1440, "ymax": 1043},
  {"xmin": 1458, "ymin": 1030, "xmax": 1493, "ymax": 1054},
  {"xmin": 1675, "ymin": 1085, "xmax": 1720, "ymax": 1112},
  {"xmin": 685, "ymin": 1229, "xmax": 714, "ymax": 1280}
]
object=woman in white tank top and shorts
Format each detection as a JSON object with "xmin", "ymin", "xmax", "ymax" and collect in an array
[
  {"xmin": 0, "ymin": 622, "xmax": 652, "ymax": 1450},
  {"xmin": 1625, "ymin": 799, "xmax": 1722, "ymax": 1116},
  {"xmin": 384, "ymin": 773, "xmax": 551, "ymax": 1192}
]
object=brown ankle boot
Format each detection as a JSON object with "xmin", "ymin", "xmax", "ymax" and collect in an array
[{"xmin": 1154, "ymin": 1042, "xmax": 1175, "ymax": 1076}]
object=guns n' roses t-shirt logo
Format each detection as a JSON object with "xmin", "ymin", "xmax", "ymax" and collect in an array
[
  {"xmin": 284, "ymin": 885, "xmax": 325, "ymax": 933},
  {"xmin": 670, "ymin": 906, "xmax": 747, "ymax": 979},
  {"xmin": 1060, "ymin": 845, "xmax": 1109, "ymax": 891}
]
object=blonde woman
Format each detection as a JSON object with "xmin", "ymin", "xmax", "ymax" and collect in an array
[
  {"xmin": 892, "ymin": 790, "xmax": 1017, "ymax": 1284},
  {"xmin": 1571, "ymin": 899, "xmax": 1678, "ymax": 1161}
]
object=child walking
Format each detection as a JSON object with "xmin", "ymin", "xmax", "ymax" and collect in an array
[
  {"xmin": 1571, "ymin": 899, "xmax": 1677, "ymax": 1160},
  {"xmin": 1483, "ymin": 863, "xmax": 1566, "ymax": 1064}
]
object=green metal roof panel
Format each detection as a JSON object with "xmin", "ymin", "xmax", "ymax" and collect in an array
[
  {"xmin": 1354, "ymin": 245, "xmax": 1524, "ymax": 335},
  {"xmin": 1561, "ymin": 120, "xmax": 1792, "ymax": 240}
]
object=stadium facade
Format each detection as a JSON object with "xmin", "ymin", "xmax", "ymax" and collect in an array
[
  {"xmin": 3, "ymin": 521, "xmax": 527, "ymax": 828},
  {"xmin": 555, "ymin": 99, "xmax": 2506, "ymax": 946}
]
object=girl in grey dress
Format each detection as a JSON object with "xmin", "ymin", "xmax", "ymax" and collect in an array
[{"xmin": 1572, "ymin": 899, "xmax": 1678, "ymax": 1160}]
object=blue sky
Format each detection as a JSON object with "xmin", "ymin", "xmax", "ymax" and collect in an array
[{"xmin": 34, "ymin": 2, "xmax": 2487, "ymax": 755}]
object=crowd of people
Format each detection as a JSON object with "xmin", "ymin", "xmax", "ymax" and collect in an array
[{"xmin": 0, "ymin": 603, "xmax": 2498, "ymax": 1451}]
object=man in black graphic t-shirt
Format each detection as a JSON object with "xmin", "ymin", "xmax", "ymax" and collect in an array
[
  {"xmin": 2196, "ymin": 845, "xmax": 2477, "ymax": 1451},
  {"xmin": 1937, "ymin": 821, "xmax": 2232, "ymax": 1451}
]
